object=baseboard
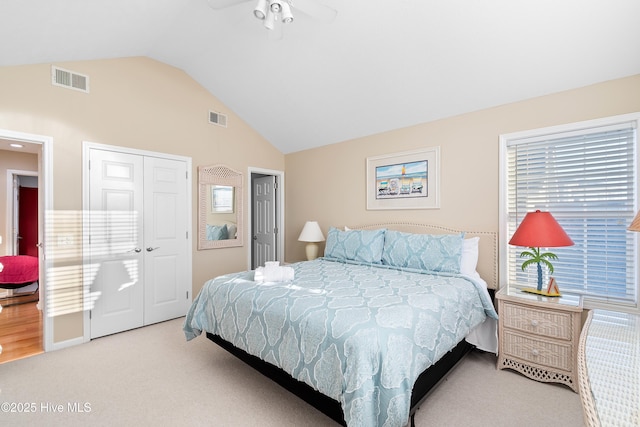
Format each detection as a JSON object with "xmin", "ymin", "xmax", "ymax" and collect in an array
[{"xmin": 48, "ymin": 336, "xmax": 84, "ymax": 352}]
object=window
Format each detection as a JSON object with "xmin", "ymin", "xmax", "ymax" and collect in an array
[{"xmin": 501, "ymin": 113, "xmax": 640, "ymax": 309}]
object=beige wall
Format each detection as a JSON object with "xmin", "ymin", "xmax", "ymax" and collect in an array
[
  {"xmin": 0, "ymin": 57, "xmax": 284, "ymax": 343},
  {"xmin": 2, "ymin": 56, "xmax": 639, "ymax": 347},
  {"xmin": 284, "ymin": 74, "xmax": 640, "ymax": 262},
  {"xmin": 0, "ymin": 150, "xmax": 38, "ymax": 255}
]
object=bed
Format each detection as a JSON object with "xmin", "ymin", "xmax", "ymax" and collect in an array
[
  {"xmin": 0, "ymin": 255, "xmax": 39, "ymax": 289},
  {"xmin": 184, "ymin": 223, "xmax": 499, "ymax": 427}
]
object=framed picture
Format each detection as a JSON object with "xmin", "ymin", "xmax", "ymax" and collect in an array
[
  {"xmin": 366, "ymin": 147, "xmax": 440, "ymax": 210},
  {"xmin": 211, "ymin": 185, "xmax": 234, "ymax": 213}
]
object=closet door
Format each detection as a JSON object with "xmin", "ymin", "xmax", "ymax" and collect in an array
[
  {"xmin": 89, "ymin": 149, "xmax": 145, "ymax": 339},
  {"xmin": 89, "ymin": 149, "xmax": 190, "ymax": 339},
  {"xmin": 143, "ymin": 156, "xmax": 190, "ymax": 324}
]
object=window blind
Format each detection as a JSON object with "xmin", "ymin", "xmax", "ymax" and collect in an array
[{"xmin": 506, "ymin": 121, "xmax": 637, "ymax": 305}]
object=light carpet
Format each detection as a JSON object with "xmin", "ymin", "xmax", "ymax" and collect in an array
[{"xmin": 0, "ymin": 317, "xmax": 585, "ymax": 426}]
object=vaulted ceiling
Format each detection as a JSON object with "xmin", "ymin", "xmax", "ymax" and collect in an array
[{"xmin": 2, "ymin": 0, "xmax": 639, "ymax": 154}]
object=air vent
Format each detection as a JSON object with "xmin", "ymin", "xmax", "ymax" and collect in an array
[
  {"xmin": 209, "ymin": 110, "xmax": 228, "ymax": 127},
  {"xmin": 51, "ymin": 66, "xmax": 89, "ymax": 93}
]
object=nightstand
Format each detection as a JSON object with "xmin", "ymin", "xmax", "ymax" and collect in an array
[{"xmin": 496, "ymin": 287, "xmax": 583, "ymax": 392}]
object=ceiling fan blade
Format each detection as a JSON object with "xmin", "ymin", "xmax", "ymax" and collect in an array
[
  {"xmin": 207, "ymin": 0, "xmax": 252, "ymax": 10},
  {"xmin": 290, "ymin": 0, "xmax": 337, "ymax": 24}
]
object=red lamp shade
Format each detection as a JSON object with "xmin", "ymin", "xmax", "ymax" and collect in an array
[{"xmin": 509, "ymin": 210, "xmax": 574, "ymax": 248}]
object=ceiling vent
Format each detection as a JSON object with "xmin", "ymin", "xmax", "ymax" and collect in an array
[
  {"xmin": 51, "ymin": 66, "xmax": 89, "ymax": 93},
  {"xmin": 209, "ymin": 110, "xmax": 228, "ymax": 127}
]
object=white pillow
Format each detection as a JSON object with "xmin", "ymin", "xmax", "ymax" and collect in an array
[{"xmin": 461, "ymin": 237, "xmax": 480, "ymax": 277}]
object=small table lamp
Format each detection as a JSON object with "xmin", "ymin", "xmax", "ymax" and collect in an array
[
  {"xmin": 509, "ymin": 210, "xmax": 574, "ymax": 296},
  {"xmin": 298, "ymin": 221, "xmax": 325, "ymax": 261}
]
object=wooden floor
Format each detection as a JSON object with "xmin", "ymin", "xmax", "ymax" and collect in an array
[{"xmin": 0, "ymin": 301, "xmax": 43, "ymax": 364}]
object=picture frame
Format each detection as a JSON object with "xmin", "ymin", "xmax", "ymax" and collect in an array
[
  {"xmin": 547, "ymin": 276, "xmax": 560, "ymax": 296},
  {"xmin": 366, "ymin": 146, "xmax": 440, "ymax": 210}
]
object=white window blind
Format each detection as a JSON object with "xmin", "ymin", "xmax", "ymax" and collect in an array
[{"xmin": 506, "ymin": 119, "xmax": 638, "ymax": 305}]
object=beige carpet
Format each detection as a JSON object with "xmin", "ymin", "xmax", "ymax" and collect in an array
[{"xmin": 0, "ymin": 318, "xmax": 585, "ymax": 426}]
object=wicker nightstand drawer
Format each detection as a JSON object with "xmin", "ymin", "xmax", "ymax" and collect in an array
[
  {"xmin": 501, "ymin": 302, "xmax": 573, "ymax": 341},
  {"xmin": 496, "ymin": 288, "xmax": 583, "ymax": 392},
  {"xmin": 502, "ymin": 330, "xmax": 572, "ymax": 371}
]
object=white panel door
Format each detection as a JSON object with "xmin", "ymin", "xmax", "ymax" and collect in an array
[
  {"xmin": 89, "ymin": 149, "xmax": 190, "ymax": 338},
  {"xmin": 143, "ymin": 156, "xmax": 189, "ymax": 325},
  {"xmin": 252, "ymin": 175, "xmax": 277, "ymax": 268},
  {"xmin": 89, "ymin": 149, "xmax": 144, "ymax": 339}
]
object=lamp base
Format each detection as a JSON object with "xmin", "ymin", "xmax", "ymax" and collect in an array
[
  {"xmin": 521, "ymin": 287, "xmax": 561, "ymax": 297},
  {"xmin": 305, "ymin": 242, "xmax": 319, "ymax": 261}
]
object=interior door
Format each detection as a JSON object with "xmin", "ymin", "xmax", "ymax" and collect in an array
[
  {"xmin": 18, "ymin": 186, "xmax": 38, "ymax": 257},
  {"xmin": 143, "ymin": 156, "xmax": 190, "ymax": 325},
  {"xmin": 89, "ymin": 149, "xmax": 144, "ymax": 339},
  {"xmin": 252, "ymin": 175, "xmax": 277, "ymax": 268}
]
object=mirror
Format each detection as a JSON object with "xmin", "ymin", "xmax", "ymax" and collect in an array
[{"xmin": 198, "ymin": 164, "xmax": 243, "ymax": 249}]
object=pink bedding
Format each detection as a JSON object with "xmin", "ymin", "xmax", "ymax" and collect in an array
[{"xmin": 0, "ymin": 255, "xmax": 39, "ymax": 288}]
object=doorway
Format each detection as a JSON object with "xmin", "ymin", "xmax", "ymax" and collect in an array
[
  {"xmin": 2, "ymin": 170, "xmax": 38, "ymax": 289},
  {"xmin": 249, "ymin": 168, "xmax": 285, "ymax": 269},
  {"xmin": 17, "ymin": 179, "xmax": 39, "ymax": 257},
  {"xmin": 10, "ymin": 172, "xmax": 39, "ymax": 257},
  {"xmin": 0, "ymin": 129, "xmax": 53, "ymax": 362}
]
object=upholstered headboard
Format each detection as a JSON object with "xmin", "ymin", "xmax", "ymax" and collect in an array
[{"xmin": 348, "ymin": 222, "xmax": 498, "ymax": 290}]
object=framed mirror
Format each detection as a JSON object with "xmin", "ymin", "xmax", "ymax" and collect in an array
[{"xmin": 198, "ymin": 164, "xmax": 243, "ymax": 249}]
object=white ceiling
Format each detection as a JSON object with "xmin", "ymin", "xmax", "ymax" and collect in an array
[
  {"xmin": 1, "ymin": 0, "xmax": 639, "ymax": 154},
  {"xmin": 0, "ymin": 138, "xmax": 41, "ymax": 154}
]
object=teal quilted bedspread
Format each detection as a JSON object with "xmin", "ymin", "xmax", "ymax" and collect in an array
[{"xmin": 184, "ymin": 258, "xmax": 497, "ymax": 427}]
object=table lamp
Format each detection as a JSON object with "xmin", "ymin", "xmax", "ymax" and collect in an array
[
  {"xmin": 509, "ymin": 210, "xmax": 574, "ymax": 296},
  {"xmin": 298, "ymin": 221, "xmax": 325, "ymax": 261}
]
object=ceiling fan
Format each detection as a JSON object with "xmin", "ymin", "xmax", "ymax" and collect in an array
[{"xmin": 207, "ymin": 0, "xmax": 337, "ymax": 33}]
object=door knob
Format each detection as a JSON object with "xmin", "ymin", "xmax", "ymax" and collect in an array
[
  {"xmin": 126, "ymin": 247, "xmax": 142, "ymax": 253},
  {"xmin": 146, "ymin": 247, "xmax": 160, "ymax": 252}
]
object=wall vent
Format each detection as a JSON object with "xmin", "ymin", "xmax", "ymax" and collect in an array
[
  {"xmin": 51, "ymin": 66, "xmax": 89, "ymax": 93},
  {"xmin": 209, "ymin": 110, "xmax": 228, "ymax": 127}
]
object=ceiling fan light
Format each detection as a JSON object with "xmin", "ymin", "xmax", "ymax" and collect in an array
[
  {"xmin": 270, "ymin": 0, "xmax": 282, "ymax": 13},
  {"xmin": 253, "ymin": 0, "xmax": 268, "ymax": 20},
  {"xmin": 281, "ymin": 2, "xmax": 293, "ymax": 23}
]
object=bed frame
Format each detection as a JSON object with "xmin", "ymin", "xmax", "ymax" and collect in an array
[
  {"xmin": 206, "ymin": 222, "xmax": 498, "ymax": 426},
  {"xmin": 208, "ymin": 332, "xmax": 473, "ymax": 426}
]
